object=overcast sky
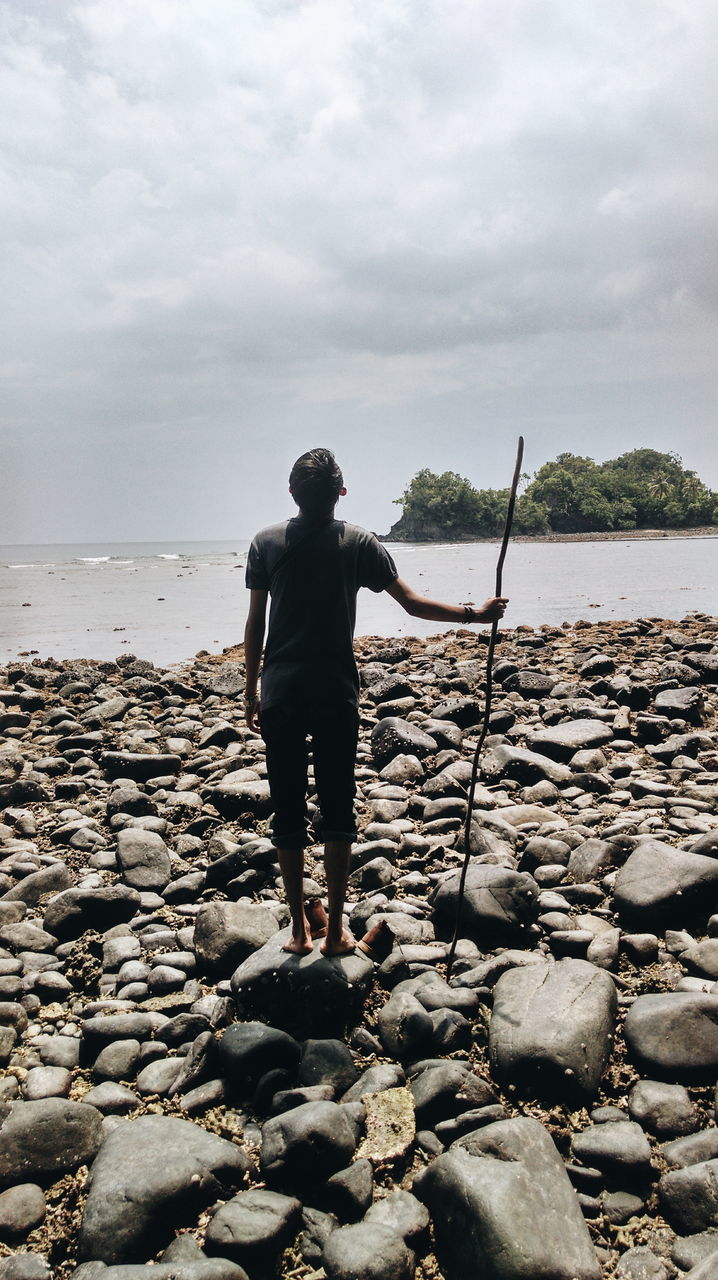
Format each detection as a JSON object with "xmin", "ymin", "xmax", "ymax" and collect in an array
[{"xmin": 2, "ymin": 0, "xmax": 717, "ymax": 544}]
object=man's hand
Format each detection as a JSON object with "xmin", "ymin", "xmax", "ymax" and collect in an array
[
  {"xmin": 477, "ymin": 596, "xmax": 509, "ymax": 622},
  {"xmin": 244, "ymin": 692, "xmax": 260, "ymax": 732}
]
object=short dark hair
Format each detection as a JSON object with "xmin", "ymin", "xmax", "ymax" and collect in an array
[{"xmin": 289, "ymin": 448, "xmax": 344, "ymax": 516}]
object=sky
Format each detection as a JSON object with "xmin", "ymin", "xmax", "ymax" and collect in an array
[{"xmin": 2, "ymin": 0, "xmax": 717, "ymax": 544}]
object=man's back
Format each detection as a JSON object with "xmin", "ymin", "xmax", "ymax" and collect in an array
[{"xmin": 245, "ymin": 515, "xmax": 397, "ymax": 709}]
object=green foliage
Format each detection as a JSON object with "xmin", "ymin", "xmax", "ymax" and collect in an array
[{"xmin": 391, "ymin": 449, "xmax": 717, "ymax": 539}]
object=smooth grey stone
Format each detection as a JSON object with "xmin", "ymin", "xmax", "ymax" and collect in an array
[
  {"xmin": 82, "ymin": 1013, "xmax": 168, "ymax": 1050},
  {"xmin": 22, "ymin": 1067, "xmax": 71, "ymax": 1100},
  {"xmin": 409, "ymin": 1062, "xmax": 497, "ymax": 1128},
  {"xmin": 567, "ymin": 839, "xmax": 617, "ymax": 882},
  {"xmin": 43, "ymin": 885, "xmax": 141, "ymax": 942},
  {"xmin": 614, "ymin": 1245, "xmax": 671, "ymax": 1279},
  {"xmin": 203, "ymin": 774, "xmax": 272, "ymax": 820},
  {"xmin": 480, "ymin": 743, "xmax": 573, "ymax": 786},
  {"xmin": 1, "ymin": 862, "xmax": 73, "ymax": 906},
  {"xmin": 0, "ymin": 1099, "xmax": 102, "ymax": 1186},
  {"xmin": 0, "ymin": 923, "xmax": 57, "ymax": 953},
  {"xmin": 33, "ymin": 1034, "xmax": 80, "ymax": 1069},
  {"xmin": 527, "ymin": 719, "xmax": 613, "ymax": 762},
  {"xmin": 614, "ymin": 841, "xmax": 718, "ymax": 928},
  {"xmin": 298, "ymin": 1039, "xmax": 358, "ymax": 1096},
  {"xmin": 204, "ymin": 1188, "xmax": 301, "ymax": 1270},
  {"xmin": 662, "ymin": 1130, "xmax": 718, "ymax": 1169},
  {"xmin": 92, "ymin": 1039, "xmax": 141, "ymax": 1083},
  {"xmin": 364, "ymin": 1189, "xmax": 429, "ymax": 1245},
  {"xmin": 297, "ymin": 1205, "xmax": 338, "ymax": 1265},
  {"xmin": 105, "ymin": 786, "xmax": 157, "ymax": 819},
  {"xmin": 101, "ymin": 752, "xmax": 182, "ymax": 781},
  {"xmin": 260, "ymin": 1101, "xmax": 359, "ymax": 1188},
  {"xmin": 80, "ymin": 1083, "xmax": 140, "ymax": 1114},
  {"xmin": 0, "ymin": 1183, "xmax": 45, "ymax": 1239},
  {"xmin": 323, "ymin": 1159, "xmax": 373, "ymax": 1221},
  {"xmin": 194, "ymin": 902, "xmax": 277, "ymax": 976},
  {"xmin": 378, "ymin": 993, "xmax": 433, "ymax": 1061},
  {"xmin": 572, "ymin": 1121, "xmax": 652, "ymax": 1179},
  {"xmin": 219, "ymin": 1023, "xmax": 300, "ymax": 1098},
  {"xmin": 417, "ymin": 1116, "xmax": 600, "ymax": 1280},
  {"xmin": 628, "ymin": 1080, "xmax": 699, "ymax": 1138},
  {"xmin": 654, "ymin": 686, "xmax": 704, "ymax": 723},
  {"xmin": 116, "ymin": 829, "xmax": 171, "ymax": 892},
  {"xmin": 683, "ymin": 1251, "xmax": 718, "ymax": 1279},
  {"xmin": 73, "ymin": 1262, "xmax": 248, "ymax": 1279},
  {"xmin": 135, "ymin": 1058, "xmax": 182, "ymax": 1097},
  {"xmin": 658, "ymin": 1158, "xmax": 718, "ymax": 1233},
  {"xmin": 624, "ymin": 993, "xmax": 718, "ymax": 1081},
  {"xmin": 78, "ymin": 1114, "xmax": 251, "ymax": 1264},
  {"xmin": 341, "ymin": 1063, "xmax": 405, "ymax": 1103},
  {"xmin": 322, "ymin": 1222, "xmax": 415, "ymax": 1280},
  {"xmin": 431, "ymin": 864, "xmax": 539, "ymax": 943},
  {"xmin": 370, "ymin": 718, "xmax": 437, "ymax": 767},
  {"xmin": 489, "ymin": 958, "xmax": 617, "ymax": 1100},
  {"xmin": 0, "ymin": 1255, "xmax": 51, "ymax": 1280},
  {"xmin": 682, "ymin": 940, "xmax": 718, "ymax": 981},
  {"xmin": 672, "ymin": 1230, "xmax": 718, "ymax": 1271}
]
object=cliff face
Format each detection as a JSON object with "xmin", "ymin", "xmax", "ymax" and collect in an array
[{"xmin": 382, "ymin": 514, "xmax": 477, "ymax": 541}]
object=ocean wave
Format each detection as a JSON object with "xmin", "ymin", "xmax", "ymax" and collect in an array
[
  {"xmin": 157, "ymin": 554, "xmax": 179, "ymax": 560},
  {"xmin": 7, "ymin": 563, "xmax": 55, "ymax": 569},
  {"xmin": 77, "ymin": 557, "xmax": 111, "ymax": 563}
]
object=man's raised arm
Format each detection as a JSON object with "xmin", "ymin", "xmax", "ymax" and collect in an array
[{"xmin": 385, "ymin": 577, "xmax": 507, "ymax": 624}]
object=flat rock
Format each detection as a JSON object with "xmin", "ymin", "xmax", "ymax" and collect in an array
[
  {"xmin": 322, "ymin": 1222, "xmax": 415, "ymax": 1280},
  {"xmin": 527, "ymin": 719, "xmax": 614, "ymax": 762},
  {"xmin": 43, "ymin": 885, "xmax": 141, "ymax": 942},
  {"xmin": 355, "ymin": 1088, "xmax": 416, "ymax": 1165},
  {"xmin": 481, "ymin": 744, "xmax": 573, "ymax": 786},
  {"xmin": 370, "ymin": 718, "xmax": 438, "ymax": 767},
  {"xmin": 100, "ymin": 753, "xmax": 181, "ymax": 781},
  {"xmin": 489, "ymin": 958, "xmax": 617, "ymax": 1100}
]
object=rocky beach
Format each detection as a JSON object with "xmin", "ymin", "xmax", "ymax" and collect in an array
[{"xmin": 0, "ymin": 615, "xmax": 717, "ymax": 1280}]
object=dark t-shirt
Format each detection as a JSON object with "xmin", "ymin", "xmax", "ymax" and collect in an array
[{"xmin": 245, "ymin": 516, "xmax": 398, "ymax": 710}]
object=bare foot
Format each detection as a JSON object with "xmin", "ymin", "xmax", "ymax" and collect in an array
[
  {"xmin": 306, "ymin": 897, "xmax": 328, "ymax": 939},
  {"xmin": 320, "ymin": 928, "xmax": 356, "ymax": 957},
  {"xmin": 282, "ymin": 927, "xmax": 313, "ymax": 956}
]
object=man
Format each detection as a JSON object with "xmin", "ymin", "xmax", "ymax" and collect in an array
[{"xmin": 244, "ymin": 448, "xmax": 507, "ymax": 956}]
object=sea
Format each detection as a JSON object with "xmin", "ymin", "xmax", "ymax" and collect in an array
[{"xmin": 1, "ymin": 537, "xmax": 716, "ymax": 667}]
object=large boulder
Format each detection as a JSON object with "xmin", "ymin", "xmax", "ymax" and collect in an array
[
  {"xmin": 260, "ymin": 1101, "xmax": 359, "ymax": 1189},
  {"xmin": 43, "ymin": 885, "xmax": 141, "ymax": 942},
  {"xmin": 78, "ymin": 1115, "xmax": 250, "ymax": 1264},
  {"xmin": 230, "ymin": 931, "xmax": 373, "ymax": 1037},
  {"xmin": 489, "ymin": 958, "xmax": 617, "ymax": 1101},
  {"xmin": 416, "ymin": 1116, "xmax": 600, "ymax": 1280},
  {"xmin": 370, "ymin": 718, "xmax": 437, "ymax": 768},
  {"xmin": 203, "ymin": 773, "xmax": 272, "ymax": 820},
  {"xmin": 480, "ymin": 744, "xmax": 573, "ymax": 786}
]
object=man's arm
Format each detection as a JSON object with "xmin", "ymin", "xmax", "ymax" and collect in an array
[
  {"xmin": 243, "ymin": 588, "xmax": 268, "ymax": 730},
  {"xmin": 385, "ymin": 577, "xmax": 508, "ymax": 624}
]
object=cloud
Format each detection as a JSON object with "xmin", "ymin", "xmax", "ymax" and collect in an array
[{"xmin": 1, "ymin": 0, "xmax": 717, "ymax": 540}]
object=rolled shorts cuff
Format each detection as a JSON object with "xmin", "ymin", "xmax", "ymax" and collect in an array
[
  {"xmin": 315, "ymin": 827, "xmax": 357, "ymax": 844},
  {"xmin": 270, "ymin": 830, "xmax": 309, "ymax": 851}
]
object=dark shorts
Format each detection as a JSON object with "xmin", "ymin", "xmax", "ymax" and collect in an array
[{"xmin": 260, "ymin": 702, "xmax": 359, "ymax": 849}]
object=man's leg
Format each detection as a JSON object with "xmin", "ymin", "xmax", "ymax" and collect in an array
[
  {"xmin": 311, "ymin": 705, "xmax": 359, "ymax": 956},
  {"xmin": 277, "ymin": 847, "xmax": 312, "ymax": 955},
  {"xmin": 261, "ymin": 707, "xmax": 312, "ymax": 955},
  {"xmin": 321, "ymin": 839, "xmax": 355, "ymax": 956}
]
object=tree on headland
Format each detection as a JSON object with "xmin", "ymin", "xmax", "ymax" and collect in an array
[{"xmin": 386, "ymin": 449, "xmax": 718, "ymax": 540}]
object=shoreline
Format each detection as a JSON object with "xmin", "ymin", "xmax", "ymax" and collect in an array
[{"xmin": 382, "ymin": 524, "xmax": 718, "ymax": 545}]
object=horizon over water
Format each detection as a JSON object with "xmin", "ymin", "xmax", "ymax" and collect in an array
[{"xmin": 1, "ymin": 536, "xmax": 717, "ymax": 666}]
